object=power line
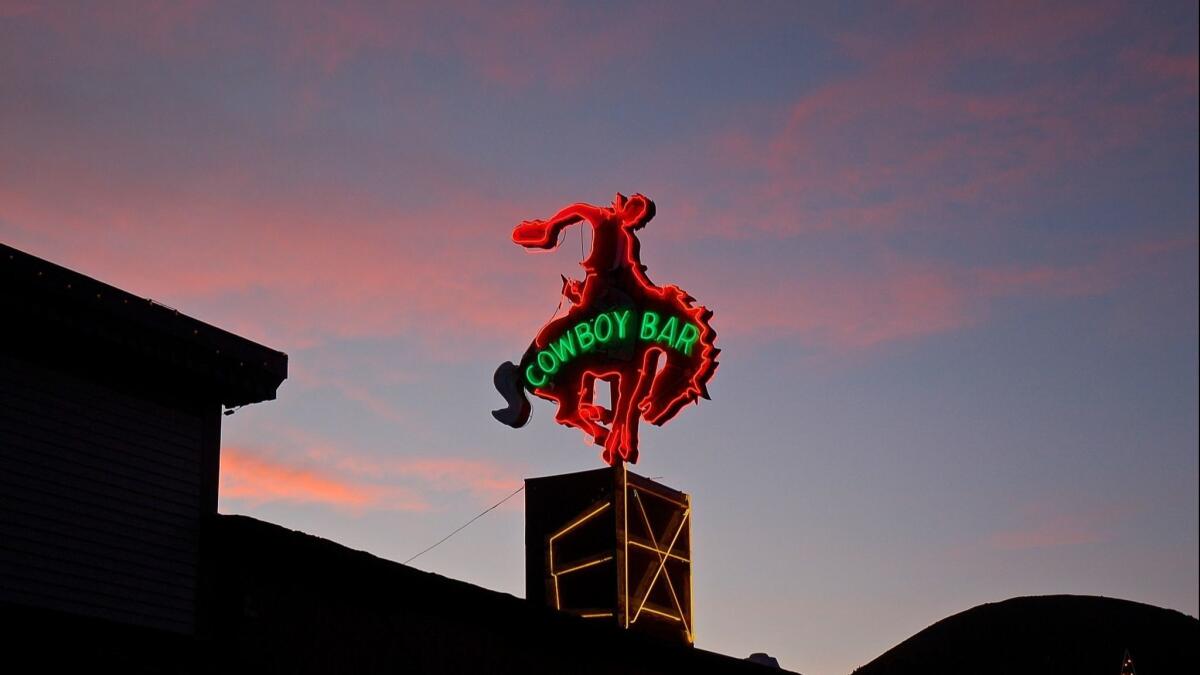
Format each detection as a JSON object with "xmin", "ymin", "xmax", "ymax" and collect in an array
[{"xmin": 403, "ymin": 485, "xmax": 525, "ymax": 566}]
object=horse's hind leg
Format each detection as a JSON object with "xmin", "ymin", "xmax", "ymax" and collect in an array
[{"xmin": 641, "ymin": 349, "xmax": 690, "ymax": 424}]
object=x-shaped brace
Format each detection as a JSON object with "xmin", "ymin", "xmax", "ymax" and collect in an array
[{"xmin": 630, "ymin": 488, "xmax": 691, "ymax": 641}]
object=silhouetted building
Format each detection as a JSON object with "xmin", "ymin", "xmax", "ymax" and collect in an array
[
  {"xmin": 0, "ymin": 243, "xmax": 791, "ymax": 674},
  {"xmin": 1, "ymin": 242, "xmax": 286, "ymax": 637}
]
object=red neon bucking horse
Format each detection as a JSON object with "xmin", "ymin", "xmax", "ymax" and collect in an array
[{"xmin": 492, "ymin": 194, "xmax": 718, "ymax": 466}]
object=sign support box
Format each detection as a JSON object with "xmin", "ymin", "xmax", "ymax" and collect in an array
[{"xmin": 525, "ymin": 466, "xmax": 693, "ymax": 644}]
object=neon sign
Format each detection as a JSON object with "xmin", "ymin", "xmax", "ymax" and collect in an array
[{"xmin": 492, "ymin": 194, "xmax": 718, "ymax": 465}]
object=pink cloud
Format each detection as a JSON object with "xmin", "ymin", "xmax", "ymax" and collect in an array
[
  {"xmin": 8, "ymin": 1, "xmax": 214, "ymax": 60},
  {"xmin": 290, "ymin": 369, "xmax": 416, "ymax": 426},
  {"xmin": 154, "ymin": 1, "xmax": 658, "ymax": 92},
  {"xmin": 0, "ymin": 167, "xmax": 558, "ymax": 353},
  {"xmin": 328, "ymin": 454, "xmax": 523, "ymax": 502},
  {"xmin": 712, "ymin": 263, "xmax": 972, "ymax": 350},
  {"xmin": 0, "ymin": 2, "xmax": 39, "ymax": 19},
  {"xmin": 989, "ymin": 517, "xmax": 1109, "ymax": 550},
  {"xmin": 4, "ymin": 143, "xmax": 1186, "ymax": 360},
  {"xmin": 703, "ymin": 236, "xmax": 1191, "ymax": 351},
  {"xmin": 663, "ymin": 1, "xmax": 1192, "ymax": 241},
  {"xmin": 1119, "ymin": 46, "xmax": 1200, "ymax": 95},
  {"xmin": 12, "ymin": 172, "xmax": 1179, "ymax": 359},
  {"xmin": 14, "ymin": 1, "xmax": 657, "ymax": 89},
  {"xmin": 444, "ymin": 4, "xmax": 661, "ymax": 89},
  {"xmin": 272, "ymin": 1, "xmax": 660, "ymax": 89},
  {"xmin": 3, "ymin": 1, "xmax": 1191, "ymax": 361},
  {"xmin": 220, "ymin": 445, "xmax": 429, "ymax": 513},
  {"xmin": 987, "ymin": 500, "xmax": 1132, "ymax": 551},
  {"xmin": 221, "ymin": 444, "xmax": 524, "ymax": 514}
]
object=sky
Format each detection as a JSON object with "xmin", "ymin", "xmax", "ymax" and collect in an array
[{"xmin": 1, "ymin": 1, "xmax": 1197, "ymax": 672}]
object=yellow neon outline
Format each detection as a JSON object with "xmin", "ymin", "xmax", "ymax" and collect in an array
[
  {"xmin": 550, "ymin": 521, "xmax": 559, "ymax": 610},
  {"xmin": 555, "ymin": 555, "xmax": 614, "ymax": 576},
  {"xmin": 629, "ymin": 539, "xmax": 691, "ymax": 563},
  {"xmin": 549, "ymin": 500, "xmax": 613, "ymax": 612},
  {"xmin": 640, "ymin": 605, "xmax": 682, "ymax": 622},
  {"xmin": 549, "ymin": 501, "xmax": 611, "ymax": 543},
  {"xmin": 631, "ymin": 489, "xmax": 692, "ymax": 641},
  {"xmin": 623, "ymin": 465, "xmax": 630, "ymax": 629},
  {"xmin": 686, "ymin": 494, "xmax": 694, "ymax": 643},
  {"xmin": 624, "ymin": 483, "xmax": 689, "ymax": 509},
  {"xmin": 542, "ymin": 471, "xmax": 693, "ymax": 642}
]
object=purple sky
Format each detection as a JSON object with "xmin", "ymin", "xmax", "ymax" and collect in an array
[{"xmin": 2, "ymin": 2, "xmax": 1197, "ymax": 672}]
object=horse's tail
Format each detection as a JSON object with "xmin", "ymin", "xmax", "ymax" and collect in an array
[{"xmin": 491, "ymin": 361, "xmax": 532, "ymax": 428}]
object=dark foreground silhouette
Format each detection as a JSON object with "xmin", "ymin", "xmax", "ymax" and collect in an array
[
  {"xmin": 854, "ymin": 594, "xmax": 1197, "ymax": 675},
  {"xmin": 1, "ymin": 514, "xmax": 794, "ymax": 674}
]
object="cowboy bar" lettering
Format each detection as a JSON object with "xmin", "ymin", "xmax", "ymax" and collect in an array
[{"xmin": 525, "ymin": 309, "xmax": 700, "ymax": 387}]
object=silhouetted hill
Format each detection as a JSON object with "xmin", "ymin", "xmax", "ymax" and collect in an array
[{"xmin": 853, "ymin": 595, "xmax": 1197, "ymax": 675}]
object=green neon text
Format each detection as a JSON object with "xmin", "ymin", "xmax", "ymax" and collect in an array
[
  {"xmin": 525, "ymin": 309, "xmax": 703, "ymax": 388},
  {"xmin": 640, "ymin": 310, "xmax": 659, "ymax": 340},
  {"xmin": 525, "ymin": 364, "xmax": 548, "ymax": 387}
]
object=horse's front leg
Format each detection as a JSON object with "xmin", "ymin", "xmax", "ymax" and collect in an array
[
  {"xmin": 603, "ymin": 361, "xmax": 646, "ymax": 465},
  {"xmin": 578, "ymin": 373, "xmax": 613, "ymax": 426}
]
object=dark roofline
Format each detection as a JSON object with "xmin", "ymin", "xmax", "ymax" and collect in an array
[
  {"xmin": 212, "ymin": 514, "xmax": 797, "ymax": 674},
  {"xmin": 2, "ymin": 242, "xmax": 286, "ymax": 407}
]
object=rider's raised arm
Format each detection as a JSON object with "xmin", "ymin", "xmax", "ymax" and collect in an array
[{"xmin": 512, "ymin": 202, "xmax": 608, "ymax": 250}]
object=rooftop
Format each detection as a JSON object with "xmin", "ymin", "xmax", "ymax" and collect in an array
[{"xmin": 2, "ymin": 242, "xmax": 286, "ymax": 407}]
